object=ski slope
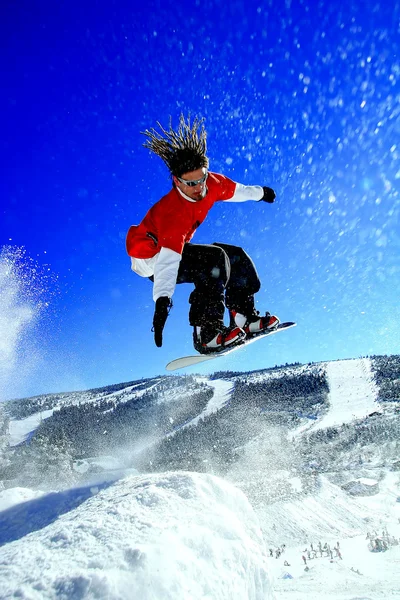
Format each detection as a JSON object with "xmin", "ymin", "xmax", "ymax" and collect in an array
[
  {"xmin": 186, "ymin": 378, "xmax": 233, "ymax": 427},
  {"xmin": 8, "ymin": 409, "xmax": 54, "ymax": 447},
  {"xmin": 165, "ymin": 378, "xmax": 234, "ymax": 437},
  {"xmin": 290, "ymin": 358, "xmax": 379, "ymax": 440},
  {"xmin": 315, "ymin": 358, "xmax": 379, "ymax": 431}
]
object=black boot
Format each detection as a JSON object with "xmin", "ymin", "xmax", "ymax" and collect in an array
[
  {"xmin": 193, "ymin": 321, "xmax": 245, "ymax": 354},
  {"xmin": 227, "ymin": 293, "xmax": 279, "ymax": 337}
]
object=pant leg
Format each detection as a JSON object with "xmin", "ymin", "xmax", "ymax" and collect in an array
[
  {"xmin": 177, "ymin": 243, "xmax": 230, "ymax": 326},
  {"xmin": 213, "ymin": 243, "xmax": 261, "ymax": 315}
]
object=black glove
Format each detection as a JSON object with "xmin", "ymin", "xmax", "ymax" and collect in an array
[
  {"xmin": 260, "ymin": 186, "xmax": 276, "ymax": 203},
  {"xmin": 152, "ymin": 296, "xmax": 172, "ymax": 347}
]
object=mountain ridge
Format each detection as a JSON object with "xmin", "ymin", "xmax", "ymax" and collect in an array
[{"xmin": 0, "ymin": 355, "xmax": 399, "ymax": 599}]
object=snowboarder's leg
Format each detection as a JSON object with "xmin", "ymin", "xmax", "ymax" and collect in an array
[
  {"xmin": 177, "ymin": 243, "xmax": 245, "ymax": 353},
  {"xmin": 213, "ymin": 242, "xmax": 280, "ymax": 336},
  {"xmin": 177, "ymin": 243, "xmax": 229, "ymax": 325}
]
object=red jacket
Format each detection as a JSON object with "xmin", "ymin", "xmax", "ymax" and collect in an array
[{"xmin": 126, "ymin": 172, "xmax": 236, "ymax": 258}]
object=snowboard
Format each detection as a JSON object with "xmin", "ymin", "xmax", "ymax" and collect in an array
[{"xmin": 166, "ymin": 322, "xmax": 296, "ymax": 371}]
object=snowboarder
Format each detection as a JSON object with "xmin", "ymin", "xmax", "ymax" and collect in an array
[{"xmin": 126, "ymin": 114, "xmax": 280, "ymax": 354}]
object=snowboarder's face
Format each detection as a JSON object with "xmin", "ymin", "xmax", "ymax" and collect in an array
[{"xmin": 174, "ymin": 168, "xmax": 208, "ymax": 201}]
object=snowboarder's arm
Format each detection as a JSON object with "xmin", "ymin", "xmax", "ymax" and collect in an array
[
  {"xmin": 151, "ymin": 247, "xmax": 181, "ymax": 347},
  {"xmin": 152, "ymin": 246, "xmax": 181, "ymax": 301},
  {"xmin": 224, "ymin": 183, "xmax": 276, "ymax": 203}
]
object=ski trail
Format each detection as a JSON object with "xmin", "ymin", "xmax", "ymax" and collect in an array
[
  {"xmin": 290, "ymin": 358, "xmax": 379, "ymax": 440},
  {"xmin": 314, "ymin": 358, "xmax": 379, "ymax": 431},
  {"xmin": 8, "ymin": 409, "xmax": 54, "ymax": 446},
  {"xmin": 191, "ymin": 379, "xmax": 234, "ymax": 424},
  {"xmin": 168, "ymin": 379, "xmax": 234, "ymax": 436}
]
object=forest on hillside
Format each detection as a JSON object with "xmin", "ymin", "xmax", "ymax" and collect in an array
[
  {"xmin": 1, "ymin": 356, "xmax": 399, "ymax": 492},
  {"xmin": 0, "ymin": 376, "xmax": 211, "ymax": 488},
  {"xmin": 371, "ymin": 355, "xmax": 400, "ymax": 401},
  {"xmin": 137, "ymin": 367, "xmax": 329, "ymax": 476}
]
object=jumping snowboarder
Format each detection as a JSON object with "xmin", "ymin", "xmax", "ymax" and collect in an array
[{"xmin": 126, "ymin": 114, "xmax": 280, "ymax": 354}]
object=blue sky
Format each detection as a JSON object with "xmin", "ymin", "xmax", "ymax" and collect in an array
[{"xmin": 1, "ymin": 0, "xmax": 399, "ymax": 399}]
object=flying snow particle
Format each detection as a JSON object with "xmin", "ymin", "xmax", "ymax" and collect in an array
[{"xmin": 0, "ymin": 246, "xmax": 57, "ymax": 400}]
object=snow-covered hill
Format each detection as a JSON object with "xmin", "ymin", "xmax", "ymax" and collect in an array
[
  {"xmin": 0, "ymin": 472, "xmax": 274, "ymax": 600},
  {"xmin": 0, "ymin": 356, "xmax": 399, "ymax": 599}
]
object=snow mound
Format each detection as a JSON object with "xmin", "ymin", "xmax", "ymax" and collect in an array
[{"xmin": 0, "ymin": 472, "xmax": 274, "ymax": 600}]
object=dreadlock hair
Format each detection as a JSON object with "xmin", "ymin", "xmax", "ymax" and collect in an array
[{"xmin": 141, "ymin": 114, "xmax": 209, "ymax": 177}]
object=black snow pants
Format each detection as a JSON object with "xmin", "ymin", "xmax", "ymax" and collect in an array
[{"xmin": 176, "ymin": 242, "xmax": 261, "ymax": 327}]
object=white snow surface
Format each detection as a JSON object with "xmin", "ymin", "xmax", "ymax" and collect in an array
[
  {"xmin": 290, "ymin": 358, "xmax": 380, "ymax": 440},
  {"xmin": 8, "ymin": 409, "xmax": 54, "ymax": 447},
  {"xmin": 200, "ymin": 378, "xmax": 233, "ymax": 415},
  {"xmin": 265, "ymin": 471, "xmax": 400, "ymax": 600},
  {"xmin": 183, "ymin": 378, "xmax": 233, "ymax": 428},
  {"xmin": 0, "ymin": 472, "xmax": 273, "ymax": 600},
  {"xmin": 0, "ymin": 487, "xmax": 45, "ymax": 512},
  {"xmin": 315, "ymin": 358, "xmax": 379, "ymax": 430}
]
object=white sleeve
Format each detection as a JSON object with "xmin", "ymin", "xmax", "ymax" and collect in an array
[
  {"xmin": 152, "ymin": 247, "xmax": 182, "ymax": 302},
  {"xmin": 225, "ymin": 183, "xmax": 264, "ymax": 202}
]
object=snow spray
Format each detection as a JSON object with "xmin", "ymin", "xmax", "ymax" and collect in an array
[{"xmin": 0, "ymin": 246, "xmax": 55, "ymax": 401}]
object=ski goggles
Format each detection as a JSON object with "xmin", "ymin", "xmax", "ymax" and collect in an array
[{"xmin": 176, "ymin": 171, "xmax": 208, "ymax": 187}]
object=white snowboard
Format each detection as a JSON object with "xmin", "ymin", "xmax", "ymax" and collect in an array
[{"xmin": 166, "ymin": 322, "xmax": 296, "ymax": 371}]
